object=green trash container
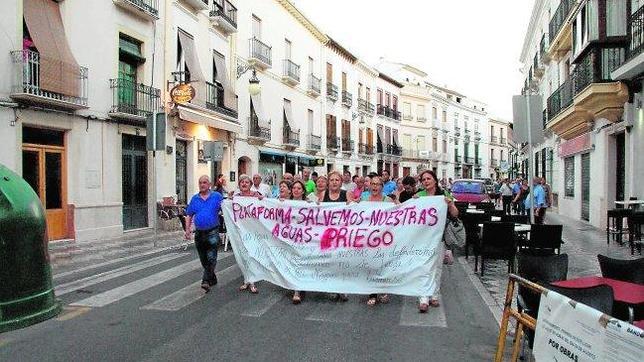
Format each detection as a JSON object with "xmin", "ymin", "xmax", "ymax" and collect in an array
[{"xmin": 0, "ymin": 164, "xmax": 61, "ymax": 332}]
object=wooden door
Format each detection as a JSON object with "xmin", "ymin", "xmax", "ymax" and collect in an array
[
  {"xmin": 22, "ymin": 146, "xmax": 67, "ymax": 240},
  {"xmin": 326, "ymin": 63, "xmax": 333, "ymax": 84}
]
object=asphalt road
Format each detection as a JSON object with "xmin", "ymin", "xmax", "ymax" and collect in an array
[{"xmin": 0, "ymin": 247, "xmax": 501, "ymax": 361}]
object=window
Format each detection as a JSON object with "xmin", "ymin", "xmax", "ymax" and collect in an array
[
  {"xmin": 385, "ymin": 92, "xmax": 390, "ymax": 107},
  {"xmin": 442, "ymin": 110, "xmax": 447, "ymax": 122},
  {"xmin": 118, "ymin": 34, "xmax": 142, "ymax": 107},
  {"xmin": 308, "ymin": 109, "xmax": 314, "ymax": 135},
  {"xmin": 392, "ymin": 96, "xmax": 398, "ymax": 112},
  {"xmin": 432, "ymin": 136, "xmax": 438, "ymax": 152},
  {"xmin": 326, "ymin": 63, "xmax": 333, "ymax": 83},
  {"xmin": 475, "ymin": 120, "xmax": 479, "ymax": 131},
  {"xmin": 500, "ymin": 150, "xmax": 504, "ymax": 161},
  {"xmin": 606, "ymin": 0, "xmax": 627, "ymax": 36},
  {"xmin": 358, "ymin": 83, "xmax": 363, "ymax": 99},
  {"xmin": 377, "ymin": 89, "xmax": 383, "ymax": 106},
  {"xmin": 490, "ymin": 149, "xmax": 495, "ymax": 159},
  {"xmin": 417, "ymin": 135, "xmax": 426, "ymax": 150},
  {"xmin": 366, "ymin": 87, "xmax": 371, "ymax": 103},
  {"xmin": 308, "ymin": 57, "xmax": 314, "ymax": 75},
  {"xmin": 284, "ymin": 39, "xmax": 292, "ymax": 59},
  {"xmin": 402, "ymin": 134, "xmax": 412, "ymax": 149},
  {"xmin": 432, "ymin": 107, "xmax": 438, "ymax": 120},
  {"xmin": 342, "ymin": 72, "xmax": 347, "ymax": 91},
  {"xmin": 417, "ymin": 105, "xmax": 425, "ymax": 120},
  {"xmin": 565, "ymin": 157, "xmax": 575, "ymax": 197},
  {"xmin": 442, "ymin": 140, "xmax": 447, "ymax": 153},
  {"xmin": 403, "ymin": 102, "xmax": 412, "ymax": 118},
  {"xmin": 252, "ymin": 15, "xmax": 262, "ymax": 38}
]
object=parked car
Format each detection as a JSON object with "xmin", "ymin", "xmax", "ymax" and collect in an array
[
  {"xmin": 451, "ymin": 179, "xmax": 491, "ymax": 203},
  {"xmin": 475, "ymin": 177, "xmax": 494, "ymax": 193}
]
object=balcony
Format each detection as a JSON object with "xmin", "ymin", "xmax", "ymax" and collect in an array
[
  {"xmin": 464, "ymin": 128, "xmax": 470, "ymax": 134},
  {"xmin": 540, "ymin": 32, "xmax": 550, "ymax": 63},
  {"xmin": 464, "ymin": 135, "xmax": 470, "ymax": 142},
  {"xmin": 308, "ymin": 134, "xmax": 321, "ymax": 151},
  {"xmin": 454, "ymin": 155, "xmax": 462, "ymax": 163},
  {"xmin": 500, "ymin": 137, "xmax": 506, "ymax": 145},
  {"xmin": 248, "ymin": 116, "xmax": 270, "ymax": 142},
  {"xmin": 180, "ymin": 0, "xmax": 209, "ymax": 11},
  {"xmin": 533, "ymin": 53, "xmax": 545, "ymax": 78},
  {"xmin": 113, "ymin": 0, "xmax": 159, "ymax": 21},
  {"xmin": 342, "ymin": 90, "xmax": 353, "ymax": 108},
  {"xmin": 205, "ymin": 81, "xmax": 238, "ymax": 119},
  {"xmin": 109, "ymin": 78, "xmax": 160, "ymax": 122},
  {"xmin": 248, "ymin": 37, "xmax": 271, "ymax": 69},
  {"xmin": 326, "ymin": 83, "xmax": 338, "ymax": 102},
  {"xmin": 209, "ymin": 0, "xmax": 237, "ymax": 35},
  {"xmin": 359, "ymin": 143, "xmax": 374, "ymax": 155},
  {"xmin": 376, "ymin": 105, "xmax": 401, "ymax": 121},
  {"xmin": 547, "ymin": 47, "xmax": 628, "ymax": 140},
  {"xmin": 491, "ymin": 158, "xmax": 498, "ymax": 167},
  {"xmin": 453, "ymin": 126, "xmax": 461, "ymax": 136},
  {"xmin": 341, "ymin": 138, "xmax": 354, "ymax": 153},
  {"xmin": 612, "ymin": 4, "xmax": 644, "ymax": 80},
  {"xmin": 548, "ymin": 0, "xmax": 573, "ymax": 60},
  {"xmin": 403, "ymin": 114, "xmax": 413, "ymax": 121},
  {"xmin": 474, "ymin": 131, "xmax": 481, "ymax": 141},
  {"xmin": 10, "ymin": 50, "xmax": 88, "ymax": 110},
  {"xmin": 283, "ymin": 127, "xmax": 300, "ymax": 147},
  {"xmin": 465, "ymin": 157, "xmax": 474, "ymax": 164},
  {"xmin": 387, "ymin": 144, "xmax": 402, "ymax": 156},
  {"xmin": 307, "ymin": 74, "xmax": 321, "ymax": 97},
  {"xmin": 490, "ymin": 136, "xmax": 498, "ymax": 144},
  {"xmin": 475, "ymin": 157, "xmax": 482, "ymax": 165},
  {"xmin": 282, "ymin": 59, "xmax": 300, "ymax": 86},
  {"xmin": 417, "ymin": 116, "xmax": 427, "ymax": 122},
  {"xmin": 357, "ymin": 98, "xmax": 375, "ymax": 115},
  {"xmin": 327, "ymin": 135, "xmax": 339, "ymax": 150}
]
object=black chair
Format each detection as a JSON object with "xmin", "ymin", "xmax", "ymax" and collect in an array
[
  {"xmin": 455, "ymin": 201, "xmax": 469, "ymax": 211},
  {"xmin": 501, "ymin": 214, "xmax": 529, "ymax": 224},
  {"xmin": 488, "ymin": 209, "xmax": 506, "ymax": 218},
  {"xmin": 477, "ymin": 222, "xmax": 516, "ymax": 276},
  {"xmin": 627, "ymin": 212, "xmax": 644, "ymax": 255},
  {"xmin": 629, "ymin": 196, "xmax": 641, "ymax": 211},
  {"xmin": 462, "ymin": 213, "xmax": 491, "ymax": 259},
  {"xmin": 475, "ymin": 202, "xmax": 496, "ymax": 211},
  {"xmin": 548, "ymin": 284, "xmax": 614, "ymax": 316},
  {"xmin": 521, "ymin": 224, "xmax": 564, "ymax": 255},
  {"xmin": 597, "ymin": 254, "xmax": 644, "ymax": 284},
  {"xmin": 517, "ymin": 254, "xmax": 569, "ymax": 348},
  {"xmin": 606, "ymin": 208, "xmax": 631, "ymax": 245}
]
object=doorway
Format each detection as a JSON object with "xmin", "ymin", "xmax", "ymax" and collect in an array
[
  {"xmin": 581, "ymin": 153, "xmax": 590, "ymax": 221},
  {"xmin": 615, "ymin": 133, "xmax": 625, "ymax": 202},
  {"xmin": 176, "ymin": 140, "xmax": 188, "ymax": 204},
  {"xmin": 122, "ymin": 135, "xmax": 148, "ymax": 230},
  {"xmin": 22, "ymin": 127, "xmax": 67, "ymax": 240}
]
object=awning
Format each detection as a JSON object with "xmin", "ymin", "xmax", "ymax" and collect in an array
[
  {"xmin": 178, "ymin": 105, "xmax": 242, "ymax": 134},
  {"xmin": 24, "ymin": 0, "xmax": 80, "ymax": 97},
  {"xmin": 178, "ymin": 29, "xmax": 205, "ymax": 101},
  {"xmin": 283, "ymin": 101, "xmax": 299, "ymax": 133},
  {"xmin": 213, "ymin": 50, "xmax": 236, "ymax": 111},
  {"xmin": 376, "ymin": 127, "xmax": 384, "ymax": 144},
  {"xmin": 393, "ymin": 131, "xmax": 399, "ymax": 147},
  {"xmin": 250, "ymin": 93, "xmax": 271, "ymax": 128}
]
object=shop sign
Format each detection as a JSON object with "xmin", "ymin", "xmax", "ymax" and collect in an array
[
  {"xmin": 558, "ymin": 133, "xmax": 592, "ymax": 158},
  {"xmin": 170, "ymin": 83, "xmax": 195, "ymax": 104}
]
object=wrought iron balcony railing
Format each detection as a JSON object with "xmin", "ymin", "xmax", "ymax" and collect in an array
[
  {"xmin": 308, "ymin": 74, "xmax": 321, "ymax": 95},
  {"xmin": 341, "ymin": 138, "xmax": 354, "ymax": 152},
  {"xmin": 500, "ymin": 137, "xmax": 506, "ymax": 145},
  {"xmin": 342, "ymin": 90, "xmax": 352, "ymax": 108},
  {"xmin": 327, "ymin": 135, "xmax": 339, "ymax": 149},
  {"xmin": 465, "ymin": 156, "xmax": 474, "ymax": 164},
  {"xmin": 627, "ymin": 4, "xmax": 644, "ymax": 61},
  {"xmin": 249, "ymin": 37, "xmax": 271, "ymax": 67},
  {"xmin": 546, "ymin": 79, "xmax": 573, "ymax": 122},
  {"xmin": 248, "ymin": 116, "xmax": 270, "ymax": 140},
  {"xmin": 376, "ymin": 105, "xmax": 401, "ymax": 120},
  {"xmin": 205, "ymin": 81, "xmax": 238, "ymax": 118},
  {"xmin": 548, "ymin": 0, "xmax": 572, "ymax": 46},
  {"xmin": 386, "ymin": 144, "xmax": 402, "ymax": 156},
  {"xmin": 282, "ymin": 59, "xmax": 300, "ymax": 83},
  {"xmin": 109, "ymin": 78, "xmax": 160, "ymax": 119},
  {"xmin": 283, "ymin": 127, "xmax": 300, "ymax": 146},
  {"xmin": 491, "ymin": 158, "xmax": 498, "ymax": 167},
  {"xmin": 491, "ymin": 136, "xmax": 498, "ymax": 144},
  {"xmin": 326, "ymin": 82, "xmax": 338, "ymax": 101},
  {"xmin": 116, "ymin": 0, "xmax": 159, "ymax": 19},
  {"xmin": 308, "ymin": 134, "xmax": 321, "ymax": 150},
  {"xmin": 210, "ymin": 0, "xmax": 237, "ymax": 30},
  {"xmin": 10, "ymin": 49, "xmax": 88, "ymax": 109},
  {"xmin": 454, "ymin": 155, "xmax": 462, "ymax": 163}
]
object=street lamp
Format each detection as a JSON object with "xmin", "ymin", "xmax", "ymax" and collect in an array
[{"xmin": 248, "ymin": 69, "xmax": 261, "ymax": 96}]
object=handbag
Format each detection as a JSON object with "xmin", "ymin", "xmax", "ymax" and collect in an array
[{"xmin": 444, "ymin": 217, "xmax": 466, "ymax": 248}]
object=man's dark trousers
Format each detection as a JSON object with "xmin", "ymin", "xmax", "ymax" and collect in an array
[{"xmin": 195, "ymin": 229, "xmax": 219, "ymax": 284}]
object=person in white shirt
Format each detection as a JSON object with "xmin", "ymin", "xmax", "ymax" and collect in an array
[
  {"xmin": 499, "ymin": 179, "xmax": 514, "ymax": 215},
  {"xmin": 341, "ymin": 170, "xmax": 356, "ymax": 192},
  {"xmin": 250, "ymin": 173, "xmax": 272, "ymax": 198}
]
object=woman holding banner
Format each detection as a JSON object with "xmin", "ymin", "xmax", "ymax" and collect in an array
[
  {"xmin": 322, "ymin": 171, "xmax": 351, "ymax": 302},
  {"xmin": 290, "ymin": 180, "xmax": 308, "ymax": 304},
  {"xmin": 361, "ymin": 176, "xmax": 393, "ymax": 306},
  {"xmin": 232, "ymin": 174, "xmax": 262, "ymax": 294},
  {"xmin": 278, "ymin": 180, "xmax": 292, "ymax": 200},
  {"xmin": 414, "ymin": 170, "xmax": 459, "ymax": 313},
  {"xmin": 307, "ymin": 175, "xmax": 327, "ymax": 202}
]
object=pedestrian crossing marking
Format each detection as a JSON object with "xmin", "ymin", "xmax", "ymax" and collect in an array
[
  {"xmin": 305, "ymin": 296, "xmax": 361, "ymax": 323},
  {"xmin": 141, "ymin": 264, "xmax": 241, "ymax": 311},
  {"xmin": 56, "ymin": 253, "xmax": 188, "ymax": 296},
  {"xmin": 399, "ymin": 295, "xmax": 447, "ymax": 328},
  {"xmin": 70, "ymin": 253, "xmax": 233, "ymax": 308},
  {"xmin": 239, "ymin": 288, "xmax": 284, "ymax": 317}
]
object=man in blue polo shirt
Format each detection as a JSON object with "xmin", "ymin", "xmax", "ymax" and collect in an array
[
  {"xmin": 382, "ymin": 169, "xmax": 397, "ymax": 196},
  {"xmin": 185, "ymin": 175, "xmax": 224, "ymax": 292}
]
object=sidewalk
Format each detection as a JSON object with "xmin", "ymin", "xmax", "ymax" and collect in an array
[
  {"xmin": 48, "ymin": 228, "xmax": 188, "ymax": 276},
  {"xmin": 461, "ymin": 210, "xmax": 641, "ymax": 321}
]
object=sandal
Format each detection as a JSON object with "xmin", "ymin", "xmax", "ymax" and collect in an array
[
  {"xmin": 378, "ymin": 294, "xmax": 390, "ymax": 304},
  {"xmin": 367, "ymin": 297, "xmax": 377, "ymax": 306},
  {"xmin": 429, "ymin": 299, "xmax": 440, "ymax": 307},
  {"xmin": 239, "ymin": 283, "xmax": 249, "ymax": 291},
  {"xmin": 339, "ymin": 293, "xmax": 349, "ymax": 302},
  {"xmin": 292, "ymin": 292, "xmax": 301, "ymax": 305},
  {"xmin": 249, "ymin": 283, "xmax": 258, "ymax": 294},
  {"xmin": 419, "ymin": 303, "xmax": 429, "ymax": 313}
]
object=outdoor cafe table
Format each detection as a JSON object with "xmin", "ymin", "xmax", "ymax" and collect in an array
[
  {"xmin": 615, "ymin": 200, "xmax": 644, "ymax": 207},
  {"xmin": 478, "ymin": 223, "xmax": 530, "ymax": 233},
  {"xmin": 466, "ymin": 209, "xmax": 485, "ymax": 214},
  {"xmin": 551, "ymin": 276, "xmax": 644, "ymax": 323}
]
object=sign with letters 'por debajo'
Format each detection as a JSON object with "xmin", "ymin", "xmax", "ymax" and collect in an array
[{"xmin": 221, "ymin": 197, "xmax": 448, "ymax": 296}]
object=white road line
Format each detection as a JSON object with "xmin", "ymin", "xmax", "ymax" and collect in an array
[
  {"xmin": 399, "ymin": 295, "xmax": 447, "ymax": 328},
  {"xmin": 239, "ymin": 289, "xmax": 284, "ymax": 317},
  {"xmin": 305, "ymin": 297, "xmax": 361, "ymax": 323},
  {"xmin": 55, "ymin": 253, "xmax": 189, "ymax": 296},
  {"xmin": 70, "ymin": 253, "xmax": 232, "ymax": 308},
  {"xmin": 457, "ymin": 256, "xmax": 503, "ymax": 327},
  {"xmin": 53, "ymin": 245, "xmax": 189, "ymax": 281},
  {"xmin": 141, "ymin": 264, "xmax": 241, "ymax": 312}
]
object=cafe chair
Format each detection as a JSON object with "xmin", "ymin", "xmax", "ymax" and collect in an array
[
  {"xmin": 489, "ymin": 209, "xmax": 506, "ymax": 218},
  {"xmin": 547, "ymin": 284, "xmax": 614, "ymax": 316},
  {"xmin": 629, "ymin": 196, "xmax": 641, "ymax": 211},
  {"xmin": 462, "ymin": 213, "xmax": 491, "ymax": 260},
  {"xmin": 597, "ymin": 254, "xmax": 644, "ymax": 285},
  {"xmin": 606, "ymin": 208, "xmax": 631, "ymax": 245},
  {"xmin": 521, "ymin": 224, "xmax": 564, "ymax": 256},
  {"xmin": 454, "ymin": 201, "xmax": 469, "ymax": 210},
  {"xmin": 477, "ymin": 222, "xmax": 516, "ymax": 277},
  {"xmin": 517, "ymin": 254, "xmax": 569, "ymax": 349},
  {"xmin": 500, "ymin": 214, "xmax": 529, "ymax": 224},
  {"xmin": 475, "ymin": 202, "xmax": 496, "ymax": 211},
  {"xmin": 627, "ymin": 212, "xmax": 644, "ymax": 255}
]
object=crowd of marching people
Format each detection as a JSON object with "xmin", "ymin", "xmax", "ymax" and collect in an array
[{"xmin": 183, "ymin": 167, "xmax": 549, "ymax": 314}]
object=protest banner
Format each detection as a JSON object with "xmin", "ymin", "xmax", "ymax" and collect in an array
[
  {"xmin": 533, "ymin": 290, "xmax": 644, "ymax": 362},
  {"xmin": 221, "ymin": 196, "xmax": 448, "ymax": 296}
]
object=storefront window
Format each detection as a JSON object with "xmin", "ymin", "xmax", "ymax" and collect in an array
[{"xmin": 564, "ymin": 156, "xmax": 575, "ymax": 197}]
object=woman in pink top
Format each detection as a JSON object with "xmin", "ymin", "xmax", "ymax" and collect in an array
[{"xmin": 352, "ymin": 176, "xmax": 365, "ymax": 200}]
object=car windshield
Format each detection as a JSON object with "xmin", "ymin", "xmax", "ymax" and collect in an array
[{"xmin": 452, "ymin": 181, "xmax": 485, "ymax": 194}]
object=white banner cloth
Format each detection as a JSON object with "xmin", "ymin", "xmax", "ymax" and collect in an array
[{"xmin": 221, "ymin": 196, "xmax": 448, "ymax": 296}]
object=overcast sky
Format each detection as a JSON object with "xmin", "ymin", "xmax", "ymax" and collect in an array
[{"xmin": 294, "ymin": 0, "xmax": 535, "ymax": 122}]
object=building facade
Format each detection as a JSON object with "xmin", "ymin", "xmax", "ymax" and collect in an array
[
  {"xmin": 487, "ymin": 117, "xmax": 512, "ymax": 179},
  {"xmin": 519, "ymin": 0, "xmax": 641, "ymax": 228}
]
